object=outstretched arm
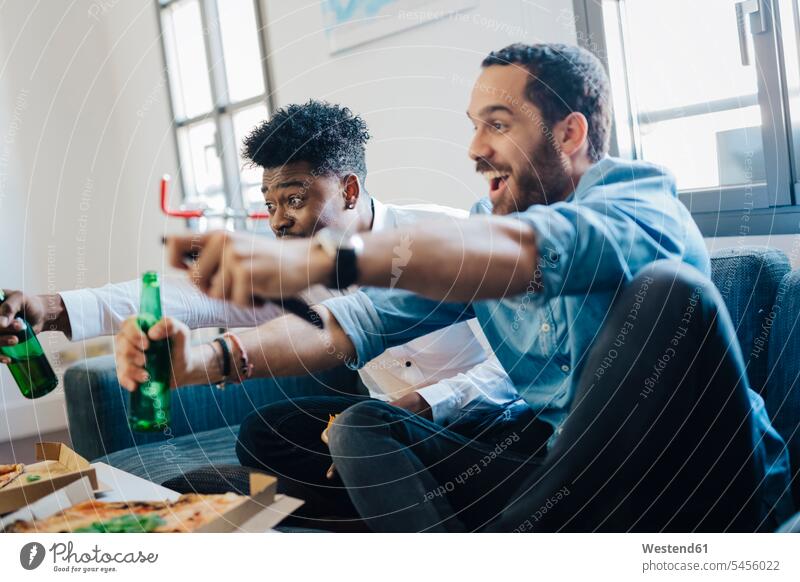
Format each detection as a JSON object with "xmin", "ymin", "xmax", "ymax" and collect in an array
[
  {"xmin": 166, "ymin": 162, "xmax": 698, "ymax": 309},
  {"xmin": 164, "ymin": 215, "xmax": 538, "ymax": 306},
  {"xmin": 354, "ymin": 216, "xmax": 538, "ymax": 301},
  {"xmin": 115, "ymin": 307, "xmax": 355, "ymax": 391}
]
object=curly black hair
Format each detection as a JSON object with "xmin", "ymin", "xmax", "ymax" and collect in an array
[
  {"xmin": 241, "ymin": 99, "xmax": 371, "ymax": 182},
  {"xmin": 482, "ymin": 43, "xmax": 611, "ymax": 162}
]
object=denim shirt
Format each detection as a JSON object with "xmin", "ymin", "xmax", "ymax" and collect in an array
[{"xmin": 323, "ymin": 157, "xmax": 793, "ymax": 524}]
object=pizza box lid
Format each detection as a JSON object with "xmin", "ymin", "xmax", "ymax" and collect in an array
[
  {"xmin": 1, "ymin": 472, "xmax": 303, "ymax": 532},
  {"xmin": 0, "ymin": 442, "xmax": 102, "ymax": 515},
  {"xmin": 0, "ymin": 475, "xmax": 97, "ymax": 530}
]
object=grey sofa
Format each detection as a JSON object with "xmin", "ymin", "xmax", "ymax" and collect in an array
[
  {"xmin": 63, "ymin": 247, "xmax": 800, "ymax": 530},
  {"xmin": 64, "ymin": 362, "xmax": 360, "ymax": 485}
]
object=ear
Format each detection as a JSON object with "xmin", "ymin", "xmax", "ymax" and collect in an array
[
  {"xmin": 557, "ymin": 112, "xmax": 589, "ymax": 157},
  {"xmin": 342, "ymin": 174, "xmax": 361, "ymax": 210}
]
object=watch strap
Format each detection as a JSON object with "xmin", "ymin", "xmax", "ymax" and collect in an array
[{"xmin": 331, "ymin": 246, "xmax": 358, "ymax": 289}]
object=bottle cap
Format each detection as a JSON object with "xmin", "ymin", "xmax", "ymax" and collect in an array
[{"xmin": 142, "ymin": 271, "xmax": 159, "ymax": 286}]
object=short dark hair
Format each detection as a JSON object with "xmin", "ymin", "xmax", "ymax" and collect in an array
[
  {"xmin": 242, "ymin": 99, "xmax": 370, "ymax": 181},
  {"xmin": 482, "ymin": 43, "xmax": 611, "ymax": 162}
]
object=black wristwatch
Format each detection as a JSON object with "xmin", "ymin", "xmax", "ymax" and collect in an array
[{"xmin": 314, "ymin": 228, "xmax": 364, "ymax": 289}]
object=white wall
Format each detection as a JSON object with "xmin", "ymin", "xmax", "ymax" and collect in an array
[
  {"xmin": 0, "ymin": 0, "xmax": 178, "ymax": 440},
  {"xmin": 263, "ymin": 0, "xmax": 576, "ymax": 210}
]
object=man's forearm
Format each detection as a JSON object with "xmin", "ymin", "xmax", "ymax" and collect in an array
[
  {"xmin": 244, "ymin": 307, "xmax": 357, "ymax": 377},
  {"xmin": 184, "ymin": 307, "xmax": 357, "ymax": 385},
  {"xmin": 354, "ymin": 216, "xmax": 538, "ymax": 301}
]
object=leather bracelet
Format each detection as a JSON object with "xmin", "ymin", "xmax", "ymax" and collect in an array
[
  {"xmin": 224, "ymin": 332, "xmax": 253, "ymax": 382},
  {"xmin": 212, "ymin": 336, "xmax": 232, "ymax": 390}
]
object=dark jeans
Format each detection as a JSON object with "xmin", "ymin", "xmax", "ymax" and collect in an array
[
  {"xmin": 327, "ymin": 261, "xmax": 777, "ymax": 532},
  {"xmin": 235, "ymin": 392, "xmax": 551, "ymax": 526}
]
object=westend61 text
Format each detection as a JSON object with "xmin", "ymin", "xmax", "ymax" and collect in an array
[{"xmin": 642, "ymin": 543, "xmax": 708, "ymax": 554}]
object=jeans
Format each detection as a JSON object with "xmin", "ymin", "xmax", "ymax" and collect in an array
[
  {"xmin": 235, "ymin": 393, "xmax": 551, "ymax": 525},
  {"xmin": 327, "ymin": 261, "xmax": 784, "ymax": 532}
]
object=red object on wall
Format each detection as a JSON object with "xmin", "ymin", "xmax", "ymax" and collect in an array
[{"xmin": 159, "ymin": 175, "xmax": 269, "ymax": 220}]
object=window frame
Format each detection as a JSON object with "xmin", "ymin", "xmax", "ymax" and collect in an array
[
  {"xmin": 156, "ymin": 0, "xmax": 275, "ymax": 228},
  {"xmin": 572, "ymin": 0, "xmax": 800, "ymax": 236}
]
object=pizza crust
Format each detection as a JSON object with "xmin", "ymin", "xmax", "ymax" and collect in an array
[{"xmin": 0, "ymin": 463, "xmax": 24, "ymax": 490}]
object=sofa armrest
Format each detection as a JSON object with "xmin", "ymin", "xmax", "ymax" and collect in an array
[{"xmin": 64, "ymin": 355, "xmax": 361, "ymax": 461}]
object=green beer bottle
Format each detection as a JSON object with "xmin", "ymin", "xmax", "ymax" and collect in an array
[
  {"xmin": 128, "ymin": 272, "xmax": 171, "ymax": 432},
  {"xmin": 0, "ymin": 290, "xmax": 59, "ymax": 399}
]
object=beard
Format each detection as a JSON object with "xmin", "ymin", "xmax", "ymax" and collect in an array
[{"xmin": 493, "ymin": 137, "xmax": 574, "ymax": 215}]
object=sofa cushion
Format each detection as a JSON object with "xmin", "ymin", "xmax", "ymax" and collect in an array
[
  {"xmin": 766, "ymin": 269, "xmax": 800, "ymax": 507},
  {"xmin": 161, "ymin": 464, "xmax": 253, "ymax": 494},
  {"xmin": 94, "ymin": 425, "xmax": 240, "ymax": 485},
  {"xmin": 710, "ymin": 247, "xmax": 791, "ymax": 396},
  {"xmin": 64, "ymin": 356, "xmax": 360, "ymax": 461}
]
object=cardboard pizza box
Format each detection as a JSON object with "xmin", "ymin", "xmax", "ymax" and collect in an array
[
  {"xmin": 1, "ymin": 472, "xmax": 302, "ymax": 533},
  {"xmin": 193, "ymin": 471, "xmax": 279, "ymax": 533},
  {"xmin": 0, "ymin": 475, "xmax": 97, "ymax": 529},
  {"xmin": 0, "ymin": 442, "xmax": 102, "ymax": 515}
]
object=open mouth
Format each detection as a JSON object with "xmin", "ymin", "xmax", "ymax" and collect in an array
[{"xmin": 482, "ymin": 170, "xmax": 510, "ymax": 202}]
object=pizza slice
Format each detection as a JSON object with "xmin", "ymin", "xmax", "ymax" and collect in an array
[
  {"xmin": 3, "ymin": 493, "xmax": 247, "ymax": 533},
  {"xmin": 321, "ymin": 415, "xmax": 338, "ymax": 479},
  {"xmin": 0, "ymin": 463, "xmax": 24, "ymax": 490},
  {"xmin": 320, "ymin": 414, "xmax": 337, "ymax": 445}
]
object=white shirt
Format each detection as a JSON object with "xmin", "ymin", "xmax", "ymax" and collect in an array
[{"xmin": 59, "ymin": 198, "xmax": 520, "ymax": 425}]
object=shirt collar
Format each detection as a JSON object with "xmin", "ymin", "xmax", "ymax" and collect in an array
[
  {"xmin": 565, "ymin": 155, "xmax": 613, "ymax": 203},
  {"xmin": 370, "ymin": 197, "xmax": 394, "ymax": 233}
]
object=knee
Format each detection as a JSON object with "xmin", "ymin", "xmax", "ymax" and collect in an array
[
  {"xmin": 328, "ymin": 400, "xmax": 393, "ymax": 458},
  {"xmin": 631, "ymin": 260, "xmax": 721, "ymax": 315},
  {"xmin": 235, "ymin": 407, "xmax": 284, "ymax": 467}
]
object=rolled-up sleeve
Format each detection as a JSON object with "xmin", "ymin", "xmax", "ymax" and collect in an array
[
  {"xmin": 416, "ymin": 355, "xmax": 519, "ymax": 424},
  {"xmin": 321, "ymin": 290, "xmax": 389, "ymax": 370},
  {"xmin": 322, "ymin": 288, "xmax": 474, "ymax": 370},
  {"xmin": 512, "ymin": 166, "xmax": 695, "ymax": 305}
]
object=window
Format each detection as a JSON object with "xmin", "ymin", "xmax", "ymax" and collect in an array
[
  {"xmin": 574, "ymin": 0, "xmax": 800, "ymax": 235},
  {"xmin": 158, "ymin": 0, "xmax": 273, "ymax": 223}
]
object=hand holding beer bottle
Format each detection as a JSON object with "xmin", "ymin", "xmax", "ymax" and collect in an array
[
  {"xmin": 116, "ymin": 274, "xmax": 206, "ymax": 431},
  {"xmin": 127, "ymin": 272, "xmax": 173, "ymax": 432},
  {"xmin": 0, "ymin": 290, "xmax": 59, "ymax": 399}
]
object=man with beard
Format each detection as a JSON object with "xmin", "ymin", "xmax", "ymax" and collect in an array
[{"xmin": 117, "ymin": 43, "xmax": 792, "ymax": 532}]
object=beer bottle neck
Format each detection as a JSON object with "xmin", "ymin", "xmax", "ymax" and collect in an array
[{"xmin": 140, "ymin": 273, "xmax": 163, "ymax": 321}]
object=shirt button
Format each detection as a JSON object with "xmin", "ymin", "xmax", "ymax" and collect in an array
[
  {"xmin": 540, "ymin": 323, "xmax": 551, "ymax": 332},
  {"xmin": 560, "ymin": 364, "xmax": 570, "ymax": 373},
  {"xmin": 556, "ymin": 426, "xmax": 564, "ymax": 435},
  {"xmin": 405, "ymin": 361, "xmax": 412, "ymax": 368}
]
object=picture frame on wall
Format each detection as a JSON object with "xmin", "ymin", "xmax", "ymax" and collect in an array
[{"xmin": 322, "ymin": 0, "xmax": 479, "ymax": 54}]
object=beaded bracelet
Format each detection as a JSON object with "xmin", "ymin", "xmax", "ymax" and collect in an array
[
  {"xmin": 223, "ymin": 332, "xmax": 254, "ymax": 383},
  {"xmin": 211, "ymin": 336, "xmax": 232, "ymax": 390}
]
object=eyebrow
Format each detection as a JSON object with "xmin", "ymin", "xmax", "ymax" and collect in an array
[
  {"xmin": 261, "ymin": 179, "xmax": 306, "ymax": 194},
  {"xmin": 467, "ymin": 104, "xmax": 515, "ymax": 119}
]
